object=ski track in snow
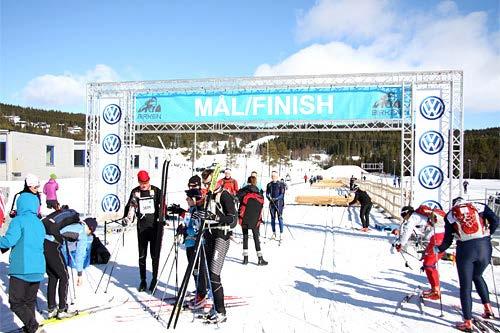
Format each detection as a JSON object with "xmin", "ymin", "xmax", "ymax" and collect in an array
[{"xmin": 1, "ymin": 172, "xmax": 499, "ymax": 332}]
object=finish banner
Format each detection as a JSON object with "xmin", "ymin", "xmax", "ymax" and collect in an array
[{"xmin": 135, "ymin": 86, "xmax": 409, "ymax": 123}]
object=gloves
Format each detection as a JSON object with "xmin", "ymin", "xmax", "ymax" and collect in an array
[
  {"xmin": 9, "ymin": 210, "xmax": 16, "ymax": 218},
  {"xmin": 122, "ymin": 217, "xmax": 129, "ymax": 227},
  {"xmin": 176, "ymin": 224, "xmax": 186, "ymax": 236},
  {"xmin": 395, "ymin": 244, "xmax": 402, "ymax": 252},
  {"xmin": 192, "ymin": 210, "xmax": 216, "ymax": 222}
]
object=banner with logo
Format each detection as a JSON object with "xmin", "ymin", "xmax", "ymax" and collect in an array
[
  {"xmin": 135, "ymin": 86, "xmax": 411, "ymax": 124},
  {"xmin": 413, "ymin": 90, "xmax": 448, "ymax": 210},
  {"xmin": 98, "ymin": 100, "xmax": 123, "ymax": 216}
]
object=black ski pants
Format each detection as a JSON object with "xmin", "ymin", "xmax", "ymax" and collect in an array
[
  {"xmin": 360, "ymin": 203, "xmax": 372, "ymax": 228},
  {"xmin": 8, "ymin": 276, "xmax": 40, "ymax": 333},
  {"xmin": 205, "ymin": 234, "xmax": 230, "ymax": 315},
  {"xmin": 137, "ymin": 226, "xmax": 163, "ymax": 282},
  {"xmin": 44, "ymin": 239, "xmax": 69, "ymax": 310},
  {"xmin": 456, "ymin": 237, "xmax": 492, "ymax": 320},
  {"xmin": 186, "ymin": 245, "xmax": 208, "ymax": 297},
  {"xmin": 242, "ymin": 226, "xmax": 261, "ymax": 252}
]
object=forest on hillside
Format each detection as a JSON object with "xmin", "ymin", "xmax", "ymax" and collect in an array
[{"xmin": 1, "ymin": 103, "xmax": 498, "ymax": 178}]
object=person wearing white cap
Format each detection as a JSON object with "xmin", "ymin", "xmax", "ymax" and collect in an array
[{"xmin": 8, "ymin": 174, "xmax": 42, "ymax": 219}]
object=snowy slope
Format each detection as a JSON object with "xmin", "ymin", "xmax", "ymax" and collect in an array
[{"xmin": 1, "ymin": 176, "xmax": 499, "ymax": 333}]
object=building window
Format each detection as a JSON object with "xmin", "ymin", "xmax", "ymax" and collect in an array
[
  {"xmin": 134, "ymin": 155, "xmax": 139, "ymax": 168},
  {"xmin": 155, "ymin": 156, "xmax": 159, "ymax": 169},
  {"xmin": 0, "ymin": 142, "xmax": 6, "ymax": 163},
  {"xmin": 74, "ymin": 149, "xmax": 85, "ymax": 166},
  {"xmin": 46, "ymin": 145, "xmax": 54, "ymax": 165}
]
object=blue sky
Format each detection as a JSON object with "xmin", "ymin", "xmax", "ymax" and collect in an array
[{"xmin": 1, "ymin": 0, "xmax": 499, "ymax": 129}]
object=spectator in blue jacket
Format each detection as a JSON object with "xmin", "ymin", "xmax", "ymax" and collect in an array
[
  {"xmin": 266, "ymin": 171, "xmax": 286, "ymax": 240},
  {"xmin": 0, "ymin": 192, "xmax": 45, "ymax": 333}
]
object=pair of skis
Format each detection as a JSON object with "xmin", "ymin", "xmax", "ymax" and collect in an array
[{"xmin": 394, "ymin": 286, "xmax": 425, "ymax": 315}]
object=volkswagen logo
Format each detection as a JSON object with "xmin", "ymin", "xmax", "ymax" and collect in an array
[
  {"xmin": 102, "ymin": 104, "xmax": 122, "ymax": 124},
  {"xmin": 419, "ymin": 131, "xmax": 445, "ymax": 155},
  {"xmin": 102, "ymin": 164, "xmax": 121, "ymax": 185},
  {"xmin": 102, "ymin": 134, "xmax": 121, "ymax": 155},
  {"xmin": 420, "ymin": 96, "xmax": 445, "ymax": 120},
  {"xmin": 101, "ymin": 194, "xmax": 120, "ymax": 212},
  {"xmin": 421, "ymin": 200, "xmax": 443, "ymax": 210},
  {"xmin": 418, "ymin": 165, "xmax": 444, "ymax": 189}
]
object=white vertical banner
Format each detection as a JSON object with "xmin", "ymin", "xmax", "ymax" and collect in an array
[
  {"xmin": 413, "ymin": 90, "xmax": 448, "ymax": 210},
  {"xmin": 98, "ymin": 99, "xmax": 123, "ymax": 219}
]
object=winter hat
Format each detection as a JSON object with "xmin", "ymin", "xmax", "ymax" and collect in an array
[
  {"xmin": 25, "ymin": 173, "xmax": 40, "ymax": 187},
  {"xmin": 137, "ymin": 170, "xmax": 150, "ymax": 182},
  {"xmin": 400, "ymin": 206, "xmax": 414, "ymax": 218},
  {"xmin": 84, "ymin": 217, "xmax": 98, "ymax": 234},
  {"xmin": 188, "ymin": 175, "xmax": 201, "ymax": 187},
  {"xmin": 50, "ymin": 173, "xmax": 57, "ymax": 180},
  {"xmin": 452, "ymin": 197, "xmax": 464, "ymax": 206}
]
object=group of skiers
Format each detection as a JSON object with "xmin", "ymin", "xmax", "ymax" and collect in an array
[
  {"xmin": 393, "ymin": 198, "xmax": 499, "ymax": 332},
  {"xmin": 121, "ymin": 168, "xmax": 287, "ymax": 324},
  {"xmin": 0, "ymin": 174, "xmax": 97, "ymax": 333}
]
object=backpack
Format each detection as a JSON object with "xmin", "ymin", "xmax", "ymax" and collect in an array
[
  {"xmin": 43, "ymin": 208, "xmax": 81, "ymax": 243},
  {"xmin": 90, "ymin": 236, "xmax": 110, "ymax": 265},
  {"xmin": 451, "ymin": 202, "xmax": 485, "ymax": 240},
  {"xmin": 238, "ymin": 192, "xmax": 264, "ymax": 229}
]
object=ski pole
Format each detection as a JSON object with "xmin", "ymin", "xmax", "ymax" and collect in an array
[
  {"xmin": 95, "ymin": 224, "xmax": 126, "ymax": 293},
  {"xmin": 433, "ymin": 224, "xmax": 444, "ymax": 318},
  {"xmin": 490, "ymin": 259, "xmax": 500, "ymax": 317},
  {"xmin": 400, "ymin": 252, "xmax": 413, "ymax": 270},
  {"xmin": 156, "ymin": 246, "xmax": 181, "ymax": 319},
  {"xmin": 150, "ymin": 241, "xmax": 175, "ymax": 297},
  {"xmin": 104, "ymin": 229, "xmax": 126, "ymax": 293},
  {"xmin": 65, "ymin": 241, "xmax": 77, "ymax": 304}
]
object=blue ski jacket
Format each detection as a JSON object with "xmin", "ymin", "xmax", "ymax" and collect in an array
[{"xmin": 0, "ymin": 192, "xmax": 45, "ymax": 281}]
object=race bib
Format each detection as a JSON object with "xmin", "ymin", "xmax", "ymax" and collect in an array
[{"xmin": 139, "ymin": 197, "xmax": 155, "ymax": 214}]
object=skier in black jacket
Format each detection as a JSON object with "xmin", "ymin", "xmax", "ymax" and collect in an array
[
  {"xmin": 123, "ymin": 170, "xmax": 164, "ymax": 293},
  {"xmin": 237, "ymin": 176, "xmax": 268, "ymax": 266},
  {"xmin": 197, "ymin": 168, "xmax": 237, "ymax": 324},
  {"xmin": 348, "ymin": 184, "xmax": 372, "ymax": 232}
]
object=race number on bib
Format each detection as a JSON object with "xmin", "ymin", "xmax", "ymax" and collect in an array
[{"xmin": 139, "ymin": 198, "xmax": 155, "ymax": 214}]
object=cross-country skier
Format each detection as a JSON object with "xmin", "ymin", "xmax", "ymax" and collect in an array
[
  {"xmin": 394, "ymin": 205, "xmax": 446, "ymax": 300},
  {"xmin": 435, "ymin": 197, "xmax": 499, "ymax": 332},
  {"xmin": 237, "ymin": 176, "xmax": 268, "ymax": 266},
  {"xmin": 123, "ymin": 170, "xmax": 164, "ymax": 293},
  {"xmin": 348, "ymin": 185, "xmax": 372, "ymax": 232},
  {"xmin": 216, "ymin": 168, "xmax": 239, "ymax": 195},
  {"xmin": 196, "ymin": 168, "xmax": 237, "ymax": 324},
  {"xmin": 0, "ymin": 192, "xmax": 45, "ymax": 333},
  {"xmin": 266, "ymin": 171, "xmax": 286, "ymax": 241}
]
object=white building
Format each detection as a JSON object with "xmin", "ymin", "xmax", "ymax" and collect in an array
[{"xmin": 0, "ymin": 130, "xmax": 169, "ymax": 181}]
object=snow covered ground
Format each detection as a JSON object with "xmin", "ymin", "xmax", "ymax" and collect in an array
[{"xmin": 1, "ymin": 161, "xmax": 499, "ymax": 332}]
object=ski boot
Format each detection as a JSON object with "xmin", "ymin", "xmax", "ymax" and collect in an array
[
  {"xmin": 205, "ymin": 311, "xmax": 227, "ymax": 324},
  {"xmin": 57, "ymin": 308, "xmax": 77, "ymax": 319},
  {"xmin": 189, "ymin": 294, "xmax": 207, "ymax": 310},
  {"xmin": 138, "ymin": 280, "xmax": 147, "ymax": 292},
  {"xmin": 482, "ymin": 303, "xmax": 494, "ymax": 319},
  {"xmin": 149, "ymin": 279, "xmax": 157, "ymax": 293},
  {"xmin": 46, "ymin": 307, "xmax": 58, "ymax": 319},
  {"xmin": 455, "ymin": 319, "xmax": 472, "ymax": 332},
  {"xmin": 422, "ymin": 288, "xmax": 440, "ymax": 300},
  {"xmin": 242, "ymin": 256, "xmax": 248, "ymax": 265},
  {"xmin": 257, "ymin": 256, "xmax": 268, "ymax": 266}
]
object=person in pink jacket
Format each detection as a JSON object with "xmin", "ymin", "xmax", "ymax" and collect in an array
[{"xmin": 43, "ymin": 173, "xmax": 59, "ymax": 209}]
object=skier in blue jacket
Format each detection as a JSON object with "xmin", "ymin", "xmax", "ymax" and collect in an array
[
  {"xmin": 0, "ymin": 192, "xmax": 45, "ymax": 333},
  {"xmin": 266, "ymin": 171, "xmax": 286, "ymax": 240}
]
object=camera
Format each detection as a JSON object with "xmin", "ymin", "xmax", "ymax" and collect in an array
[{"xmin": 167, "ymin": 204, "xmax": 186, "ymax": 215}]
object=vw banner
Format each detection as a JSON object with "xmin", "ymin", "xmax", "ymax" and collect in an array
[
  {"xmin": 413, "ymin": 90, "xmax": 449, "ymax": 210},
  {"xmin": 98, "ymin": 100, "xmax": 123, "ymax": 217}
]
